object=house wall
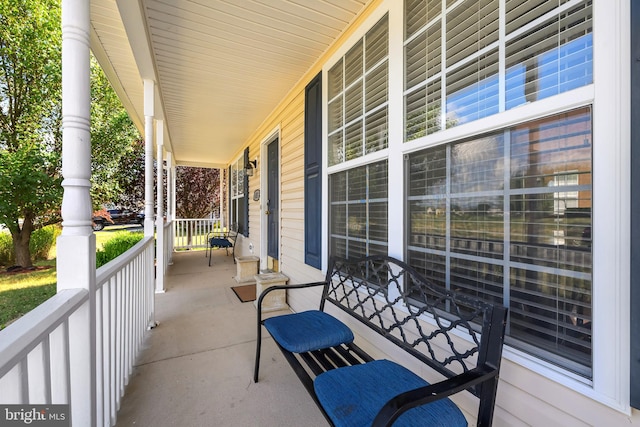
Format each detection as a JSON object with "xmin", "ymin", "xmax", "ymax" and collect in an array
[{"xmin": 232, "ymin": 0, "xmax": 638, "ymax": 424}]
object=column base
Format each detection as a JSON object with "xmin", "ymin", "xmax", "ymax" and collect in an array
[{"xmin": 254, "ymin": 272, "xmax": 289, "ymax": 312}]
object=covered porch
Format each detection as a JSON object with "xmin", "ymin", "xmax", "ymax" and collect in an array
[
  {"xmin": 2, "ymin": 0, "xmax": 639, "ymax": 425},
  {"xmin": 112, "ymin": 250, "xmax": 326, "ymax": 427}
]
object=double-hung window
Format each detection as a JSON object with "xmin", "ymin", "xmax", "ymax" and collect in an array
[
  {"xmin": 229, "ymin": 155, "xmax": 246, "ymax": 235},
  {"xmin": 405, "ymin": 0, "xmax": 593, "ymax": 139},
  {"xmin": 328, "ymin": 14, "xmax": 390, "ymax": 260},
  {"xmin": 403, "ymin": 0, "xmax": 594, "ymax": 377},
  {"xmin": 406, "ymin": 107, "xmax": 593, "ymax": 377}
]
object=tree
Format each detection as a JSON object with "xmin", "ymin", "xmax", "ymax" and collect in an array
[
  {"xmin": 176, "ymin": 167, "xmax": 220, "ymax": 218},
  {"xmin": 0, "ymin": 0, "xmax": 142, "ymax": 267},
  {"xmin": 89, "ymin": 56, "xmax": 143, "ymax": 209},
  {"xmin": 0, "ymin": 0, "xmax": 62, "ymax": 268},
  {"xmin": 175, "ymin": 166, "xmax": 221, "ymax": 248}
]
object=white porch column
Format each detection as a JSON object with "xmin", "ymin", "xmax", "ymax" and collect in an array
[
  {"xmin": 143, "ymin": 79, "xmax": 155, "ymax": 237},
  {"xmin": 57, "ymin": 0, "xmax": 96, "ymax": 425},
  {"xmin": 166, "ymin": 152, "xmax": 174, "ymax": 265},
  {"xmin": 166, "ymin": 152, "xmax": 173, "ymax": 222},
  {"xmin": 155, "ymin": 120, "xmax": 165, "ymax": 293},
  {"xmin": 172, "ymin": 160, "xmax": 177, "ymax": 222},
  {"xmin": 219, "ymin": 169, "xmax": 225, "ymax": 229}
]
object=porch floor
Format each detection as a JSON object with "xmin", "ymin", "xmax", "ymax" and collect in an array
[{"xmin": 114, "ymin": 249, "xmax": 328, "ymax": 427}]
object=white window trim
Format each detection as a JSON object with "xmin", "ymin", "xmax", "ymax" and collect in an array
[{"xmin": 589, "ymin": 0, "xmax": 630, "ymax": 412}]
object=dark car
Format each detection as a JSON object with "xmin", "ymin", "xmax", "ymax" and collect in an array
[{"xmin": 92, "ymin": 208, "xmax": 144, "ymax": 231}]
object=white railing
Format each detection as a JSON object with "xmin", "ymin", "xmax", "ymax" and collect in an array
[
  {"xmin": 95, "ymin": 237, "xmax": 155, "ymax": 426},
  {"xmin": 173, "ymin": 218, "xmax": 221, "ymax": 250},
  {"xmin": 0, "ymin": 236, "xmax": 155, "ymax": 427},
  {"xmin": 163, "ymin": 220, "xmax": 173, "ymax": 272}
]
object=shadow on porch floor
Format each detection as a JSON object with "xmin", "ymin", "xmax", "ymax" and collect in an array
[{"xmin": 114, "ymin": 250, "xmax": 328, "ymax": 427}]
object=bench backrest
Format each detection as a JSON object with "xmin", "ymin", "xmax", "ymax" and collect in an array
[{"xmin": 319, "ymin": 255, "xmax": 507, "ymax": 399}]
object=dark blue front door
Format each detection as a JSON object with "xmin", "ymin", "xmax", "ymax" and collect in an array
[{"xmin": 267, "ymin": 138, "xmax": 279, "ymax": 260}]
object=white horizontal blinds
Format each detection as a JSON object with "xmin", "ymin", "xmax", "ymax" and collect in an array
[
  {"xmin": 404, "ymin": 0, "xmax": 442, "ymax": 141},
  {"xmin": 509, "ymin": 107, "xmax": 592, "ymax": 374},
  {"xmin": 450, "ymin": 135, "xmax": 505, "ymax": 261},
  {"xmin": 446, "ymin": 0, "xmax": 499, "ymax": 67},
  {"xmin": 365, "ymin": 18, "xmax": 388, "ymax": 155},
  {"xmin": 451, "ymin": 136, "xmax": 505, "ymax": 194},
  {"xmin": 445, "ymin": 0, "xmax": 499, "ymax": 126},
  {"xmin": 328, "ymin": 59, "xmax": 344, "ymax": 165},
  {"xmin": 505, "ymin": 1, "xmax": 593, "ymax": 109},
  {"xmin": 230, "ymin": 157, "xmax": 245, "ymax": 227},
  {"xmin": 329, "ymin": 161, "xmax": 389, "ymax": 259},
  {"xmin": 367, "ymin": 162, "xmax": 389, "ymax": 255},
  {"xmin": 330, "ymin": 172, "xmax": 347, "ymax": 256},
  {"xmin": 446, "ymin": 49, "xmax": 500, "ymax": 126},
  {"xmin": 505, "ymin": 0, "xmax": 565, "ymax": 35},
  {"xmin": 231, "ymin": 157, "xmax": 243, "ymax": 199},
  {"xmin": 405, "ymin": 0, "xmax": 440, "ymax": 39},
  {"xmin": 406, "ymin": 107, "xmax": 593, "ymax": 377},
  {"xmin": 327, "ymin": 15, "xmax": 389, "ymax": 167},
  {"xmin": 344, "ymin": 41, "xmax": 364, "ymax": 163},
  {"xmin": 404, "ymin": 1, "xmax": 593, "ymax": 141}
]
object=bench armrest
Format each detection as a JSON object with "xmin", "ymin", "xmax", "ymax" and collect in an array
[
  {"xmin": 206, "ymin": 230, "xmax": 228, "ymax": 240},
  {"xmin": 256, "ymin": 281, "xmax": 327, "ymax": 317},
  {"xmin": 371, "ymin": 366, "xmax": 499, "ymax": 427}
]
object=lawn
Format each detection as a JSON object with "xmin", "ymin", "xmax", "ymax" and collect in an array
[
  {"xmin": 0, "ymin": 260, "xmax": 57, "ymax": 329},
  {"xmin": 0, "ymin": 226, "xmax": 143, "ymax": 330}
]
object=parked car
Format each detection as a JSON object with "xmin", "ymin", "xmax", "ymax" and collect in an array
[{"xmin": 92, "ymin": 208, "xmax": 144, "ymax": 231}]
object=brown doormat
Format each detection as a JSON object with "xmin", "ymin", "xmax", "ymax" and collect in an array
[{"xmin": 231, "ymin": 284, "xmax": 256, "ymax": 303}]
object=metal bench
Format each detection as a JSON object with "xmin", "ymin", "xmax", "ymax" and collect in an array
[
  {"xmin": 206, "ymin": 223, "xmax": 238, "ymax": 266},
  {"xmin": 254, "ymin": 255, "xmax": 508, "ymax": 427}
]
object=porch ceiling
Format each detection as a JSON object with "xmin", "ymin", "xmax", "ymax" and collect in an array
[{"xmin": 89, "ymin": 0, "xmax": 370, "ymax": 168}]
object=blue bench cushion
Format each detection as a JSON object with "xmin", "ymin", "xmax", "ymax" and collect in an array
[
  {"xmin": 263, "ymin": 310, "xmax": 354, "ymax": 353},
  {"xmin": 314, "ymin": 359, "xmax": 467, "ymax": 427},
  {"xmin": 209, "ymin": 237, "xmax": 232, "ymax": 248}
]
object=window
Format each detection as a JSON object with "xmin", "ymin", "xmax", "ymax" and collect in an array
[
  {"xmin": 328, "ymin": 15, "xmax": 389, "ymax": 166},
  {"xmin": 327, "ymin": 14, "xmax": 390, "ymax": 260},
  {"xmin": 230, "ymin": 151, "xmax": 248, "ymax": 236},
  {"xmin": 406, "ymin": 107, "xmax": 593, "ymax": 377},
  {"xmin": 404, "ymin": 0, "xmax": 593, "ymax": 141},
  {"xmin": 330, "ymin": 160, "xmax": 388, "ymax": 259}
]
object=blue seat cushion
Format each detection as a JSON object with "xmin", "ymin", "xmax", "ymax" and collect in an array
[
  {"xmin": 209, "ymin": 237, "xmax": 232, "ymax": 248},
  {"xmin": 314, "ymin": 359, "xmax": 467, "ymax": 427},
  {"xmin": 263, "ymin": 310, "xmax": 354, "ymax": 353}
]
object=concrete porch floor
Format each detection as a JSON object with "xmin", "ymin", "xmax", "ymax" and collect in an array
[{"xmin": 114, "ymin": 249, "xmax": 328, "ymax": 427}]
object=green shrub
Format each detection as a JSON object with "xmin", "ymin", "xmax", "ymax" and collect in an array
[
  {"xmin": 96, "ymin": 231, "xmax": 144, "ymax": 268},
  {"xmin": 0, "ymin": 232, "xmax": 12, "ymax": 266},
  {"xmin": 0, "ymin": 225, "xmax": 60, "ymax": 266},
  {"xmin": 30, "ymin": 225, "xmax": 61, "ymax": 261}
]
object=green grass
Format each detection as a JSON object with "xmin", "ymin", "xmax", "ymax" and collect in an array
[
  {"xmin": 0, "ymin": 260, "xmax": 57, "ymax": 330},
  {"xmin": 0, "ymin": 226, "xmax": 144, "ymax": 330}
]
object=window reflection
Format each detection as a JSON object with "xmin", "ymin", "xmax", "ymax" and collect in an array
[
  {"xmin": 406, "ymin": 107, "xmax": 593, "ymax": 376},
  {"xmin": 404, "ymin": 0, "xmax": 592, "ymax": 138}
]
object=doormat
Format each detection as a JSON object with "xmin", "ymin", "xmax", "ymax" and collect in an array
[{"xmin": 231, "ymin": 284, "xmax": 256, "ymax": 303}]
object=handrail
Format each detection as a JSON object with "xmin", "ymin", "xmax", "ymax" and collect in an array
[
  {"xmin": 0, "ymin": 288, "xmax": 88, "ymax": 379},
  {"xmin": 96, "ymin": 235, "xmax": 154, "ymax": 285},
  {"xmin": 173, "ymin": 218, "xmax": 220, "ymax": 250},
  {"xmin": 0, "ymin": 235, "xmax": 156, "ymax": 426}
]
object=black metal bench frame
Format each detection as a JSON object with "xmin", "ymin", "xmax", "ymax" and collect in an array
[
  {"xmin": 254, "ymin": 255, "xmax": 508, "ymax": 426},
  {"xmin": 206, "ymin": 223, "xmax": 238, "ymax": 266}
]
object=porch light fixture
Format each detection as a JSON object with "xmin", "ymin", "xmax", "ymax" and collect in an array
[{"xmin": 245, "ymin": 159, "xmax": 257, "ymax": 177}]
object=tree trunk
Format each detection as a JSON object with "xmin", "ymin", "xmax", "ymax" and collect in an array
[{"xmin": 11, "ymin": 215, "xmax": 35, "ymax": 268}]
